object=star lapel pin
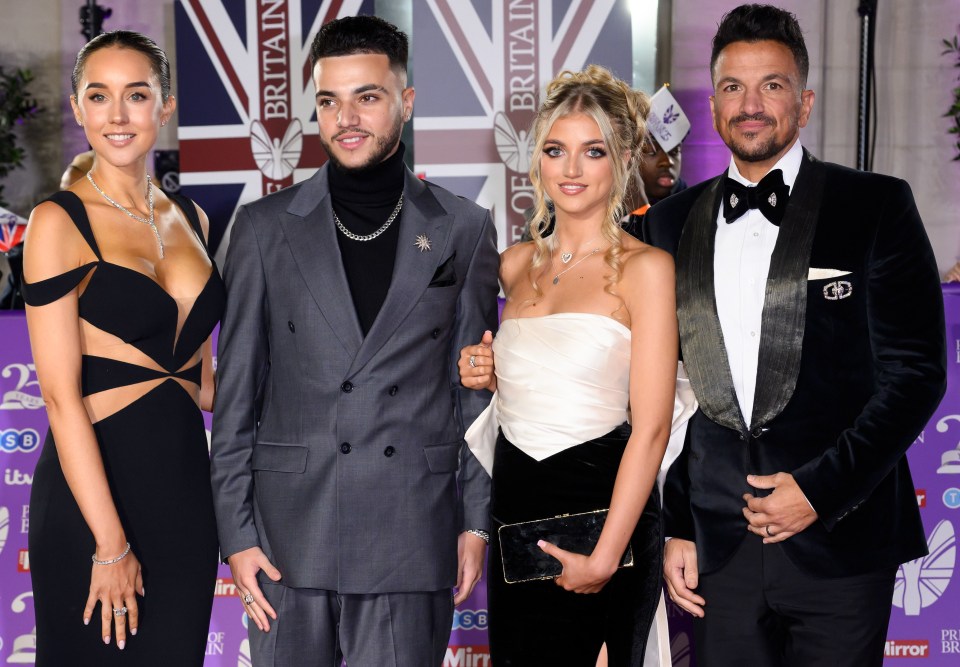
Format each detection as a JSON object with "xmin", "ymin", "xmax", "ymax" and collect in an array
[{"xmin": 415, "ymin": 234, "xmax": 432, "ymax": 252}]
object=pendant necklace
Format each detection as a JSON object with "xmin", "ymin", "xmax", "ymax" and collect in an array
[
  {"xmin": 87, "ymin": 172, "xmax": 164, "ymax": 258},
  {"xmin": 553, "ymin": 247, "xmax": 600, "ymax": 284},
  {"xmin": 556, "ymin": 234, "xmax": 599, "ymax": 264}
]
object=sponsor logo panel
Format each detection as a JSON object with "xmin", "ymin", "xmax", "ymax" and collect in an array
[
  {"xmin": 942, "ymin": 628, "xmax": 960, "ymax": 654},
  {"xmin": 17, "ymin": 548, "xmax": 29, "ymax": 573},
  {"xmin": 0, "ymin": 363, "xmax": 43, "ymax": 410},
  {"xmin": 452, "ymin": 608, "xmax": 488, "ymax": 631},
  {"xmin": 3, "ymin": 469, "xmax": 33, "ymax": 486},
  {"xmin": 0, "ymin": 429, "xmax": 40, "ymax": 454},
  {"xmin": 443, "ymin": 645, "xmax": 490, "ymax": 667},
  {"xmin": 885, "ymin": 639, "xmax": 930, "ymax": 658}
]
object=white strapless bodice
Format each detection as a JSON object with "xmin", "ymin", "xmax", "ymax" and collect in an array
[{"xmin": 492, "ymin": 313, "xmax": 630, "ymax": 460}]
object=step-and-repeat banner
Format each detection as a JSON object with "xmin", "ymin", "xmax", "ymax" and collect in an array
[{"xmin": 3, "ymin": 288, "xmax": 960, "ymax": 665}]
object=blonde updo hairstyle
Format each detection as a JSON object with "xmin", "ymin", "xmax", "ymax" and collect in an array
[{"xmin": 526, "ymin": 65, "xmax": 649, "ymax": 300}]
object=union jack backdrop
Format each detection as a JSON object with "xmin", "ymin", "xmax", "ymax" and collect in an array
[
  {"xmin": 174, "ymin": 0, "xmax": 372, "ymax": 260},
  {"xmin": 412, "ymin": 0, "xmax": 633, "ymax": 248},
  {"xmin": 0, "ymin": 207, "xmax": 27, "ymax": 254}
]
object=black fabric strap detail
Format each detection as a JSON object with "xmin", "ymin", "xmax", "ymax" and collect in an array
[
  {"xmin": 167, "ymin": 193, "xmax": 209, "ymax": 254},
  {"xmin": 44, "ymin": 191, "xmax": 103, "ymax": 259},
  {"xmin": 21, "ymin": 262, "xmax": 97, "ymax": 307}
]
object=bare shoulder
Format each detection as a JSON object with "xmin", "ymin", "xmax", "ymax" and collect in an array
[
  {"xmin": 23, "ymin": 198, "xmax": 90, "ymax": 281},
  {"xmin": 25, "ymin": 199, "xmax": 83, "ymax": 249},
  {"xmin": 619, "ymin": 234, "xmax": 675, "ymax": 285},
  {"xmin": 499, "ymin": 241, "xmax": 535, "ymax": 291}
]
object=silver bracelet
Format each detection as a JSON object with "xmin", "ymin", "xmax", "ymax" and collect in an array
[
  {"xmin": 92, "ymin": 542, "xmax": 131, "ymax": 565},
  {"xmin": 466, "ymin": 529, "xmax": 490, "ymax": 544}
]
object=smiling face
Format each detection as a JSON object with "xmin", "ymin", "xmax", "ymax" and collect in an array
[
  {"xmin": 710, "ymin": 39, "xmax": 814, "ymax": 179},
  {"xmin": 312, "ymin": 52, "xmax": 414, "ymax": 172},
  {"xmin": 70, "ymin": 46, "xmax": 174, "ymax": 169},
  {"xmin": 539, "ymin": 112, "xmax": 615, "ymax": 224}
]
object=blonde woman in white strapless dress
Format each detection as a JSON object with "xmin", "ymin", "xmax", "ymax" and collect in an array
[{"xmin": 460, "ymin": 66, "xmax": 678, "ymax": 666}]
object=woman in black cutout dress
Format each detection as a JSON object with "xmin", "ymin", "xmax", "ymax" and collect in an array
[{"xmin": 22, "ymin": 32, "xmax": 223, "ymax": 666}]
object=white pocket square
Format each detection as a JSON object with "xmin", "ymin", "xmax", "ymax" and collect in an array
[{"xmin": 808, "ymin": 268, "xmax": 851, "ymax": 280}]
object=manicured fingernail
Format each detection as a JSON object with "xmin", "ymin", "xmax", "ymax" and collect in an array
[
  {"xmin": 118, "ymin": 640, "xmax": 125, "ymax": 650},
  {"xmin": 131, "ymin": 628, "xmax": 137, "ymax": 636},
  {"xmin": 537, "ymin": 540, "xmax": 545, "ymax": 547},
  {"xmin": 103, "ymin": 636, "xmax": 110, "ymax": 645},
  {"xmin": 83, "ymin": 617, "xmax": 89, "ymax": 626}
]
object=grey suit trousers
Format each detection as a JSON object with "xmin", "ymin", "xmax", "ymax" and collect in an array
[{"xmin": 250, "ymin": 581, "xmax": 454, "ymax": 667}]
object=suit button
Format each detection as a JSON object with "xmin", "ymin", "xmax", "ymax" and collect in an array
[
  {"xmin": 389, "ymin": 385, "xmax": 398, "ymax": 396},
  {"xmin": 739, "ymin": 433, "xmax": 746, "ymax": 441},
  {"xmin": 288, "ymin": 321, "xmax": 295, "ymax": 333},
  {"xmin": 341, "ymin": 381, "xmax": 353, "ymax": 393},
  {"xmin": 384, "ymin": 446, "xmax": 395, "ymax": 457},
  {"xmin": 431, "ymin": 328, "xmax": 441, "ymax": 339},
  {"xmin": 751, "ymin": 427, "xmax": 763, "ymax": 438},
  {"xmin": 340, "ymin": 442, "xmax": 352, "ymax": 454}
]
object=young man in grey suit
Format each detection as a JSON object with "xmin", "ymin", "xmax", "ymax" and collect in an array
[
  {"xmin": 646, "ymin": 5, "xmax": 945, "ymax": 666},
  {"xmin": 210, "ymin": 15, "xmax": 499, "ymax": 666}
]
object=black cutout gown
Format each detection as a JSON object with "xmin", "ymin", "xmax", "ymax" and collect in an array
[{"xmin": 23, "ymin": 191, "xmax": 225, "ymax": 666}]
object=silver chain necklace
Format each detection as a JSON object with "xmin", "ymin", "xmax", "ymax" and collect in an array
[
  {"xmin": 552, "ymin": 247, "xmax": 601, "ymax": 284},
  {"xmin": 334, "ymin": 194, "xmax": 404, "ymax": 242},
  {"xmin": 86, "ymin": 172, "xmax": 164, "ymax": 258}
]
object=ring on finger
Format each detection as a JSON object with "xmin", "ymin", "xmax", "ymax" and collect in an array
[
  {"xmin": 469, "ymin": 355, "xmax": 477, "ymax": 368},
  {"xmin": 765, "ymin": 525, "xmax": 774, "ymax": 537},
  {"xmin": 113, "ymin": 607, "xmax": 127, "ymax": 616},
  {"xmin": 242, "ymin": 593, "xmax": 255, "ymax": 605}
]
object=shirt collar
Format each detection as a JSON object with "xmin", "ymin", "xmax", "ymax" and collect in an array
[{"xmin": 727, "ymin": 139, "xmax": 803, "ymax": 193}]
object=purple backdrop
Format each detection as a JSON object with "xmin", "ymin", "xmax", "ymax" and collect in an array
[{"xmin": 2, "ymin": 286, "xmax": 958, "ymax": 664}]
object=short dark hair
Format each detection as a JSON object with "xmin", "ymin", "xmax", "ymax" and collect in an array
[
  {"xmin": 310, "ymin": 15, "xmax": 408, "ymax": 74},
  {"xmin": 72, "ymin": 30, "xmax": 171, "ymax": 102},
  {"xmin": 710, "ymin": 4, "xmax": 809, "ymax": 88}
]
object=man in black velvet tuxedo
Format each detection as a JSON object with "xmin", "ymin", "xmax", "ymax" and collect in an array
[{"xmin": 645, "ymin": 5, "xmax": 946, "ymax": 666}]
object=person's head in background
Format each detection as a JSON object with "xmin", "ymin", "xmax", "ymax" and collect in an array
[{"xmin": 639, "ymin": 137, "xmax": 682, "ymax": 204}]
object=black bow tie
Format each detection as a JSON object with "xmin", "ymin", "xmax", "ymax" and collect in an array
[{"xmin": 722, "ymin": 169, "xmax": 790, "ymax": 226}]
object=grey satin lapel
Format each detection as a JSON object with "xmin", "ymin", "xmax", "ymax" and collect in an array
[
  {"xmin": 676, "ymin": 177, "xmax": 747, "ymax": 434},
  {"xmin": 750, "ymin": 151, "xmax": 826, "ymax": 428},
  {"xmin": 279, "ymin": 168, "xmax": 363, "ymax": 357},
  {"xmin": 348, "ymin": 170, "xmax": 453, "ymax": 376}
]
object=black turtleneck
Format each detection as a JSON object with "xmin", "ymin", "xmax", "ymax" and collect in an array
[{"xmin": 330, "ymin": 143, "xmax": 406, "ymax": 335}]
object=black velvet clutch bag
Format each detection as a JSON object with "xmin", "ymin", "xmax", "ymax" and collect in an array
[{"xmin": 498, "ymin": 509, "xmax": 634, "ymax": 584}]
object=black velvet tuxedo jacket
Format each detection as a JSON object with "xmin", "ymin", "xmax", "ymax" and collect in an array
[{"xmin": 643, "ymin": 150, "xmax": 945, "ymax": 577}]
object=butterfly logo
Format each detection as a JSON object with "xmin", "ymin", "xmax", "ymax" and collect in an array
[
  {"xmin": 249, "ymin": 119, "xmax": 303, "ymax": 181},
  {"xmin": 238, "ymin": 637, "xmax": 252, "ymax": 667},
  {"xmin": 893, "ymin": 519, "xmax": 955, "ymax": 616},
  {"xmin": 662, "ymin": 104, "xmax": 680, "ymax": 125},
  {"xmin": 493, "ymin": 112, "xmax": 534, "ymax": 174}
]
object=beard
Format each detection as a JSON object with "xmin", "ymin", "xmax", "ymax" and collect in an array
[
  {"xmin": 724, "ymin": 112, "xmax": 798, "ymax": 163},
  {"xmin": 320, "ymin": 116, "xmax": 404, "ymax": 173}
]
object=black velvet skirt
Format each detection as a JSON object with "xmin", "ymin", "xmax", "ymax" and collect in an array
[{"xmin": 488, "ymin": 423, "xmax": 663, "ymax": 666}]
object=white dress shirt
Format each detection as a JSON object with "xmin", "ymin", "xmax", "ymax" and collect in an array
[{"xmin": 714, "ymin": 139, "xmax": 803, "ymax": 428}]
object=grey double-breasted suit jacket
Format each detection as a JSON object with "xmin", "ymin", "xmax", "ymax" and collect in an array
[{"xmin": 210, "ymin": 164, "xmax": 499, "ymax": 593}]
